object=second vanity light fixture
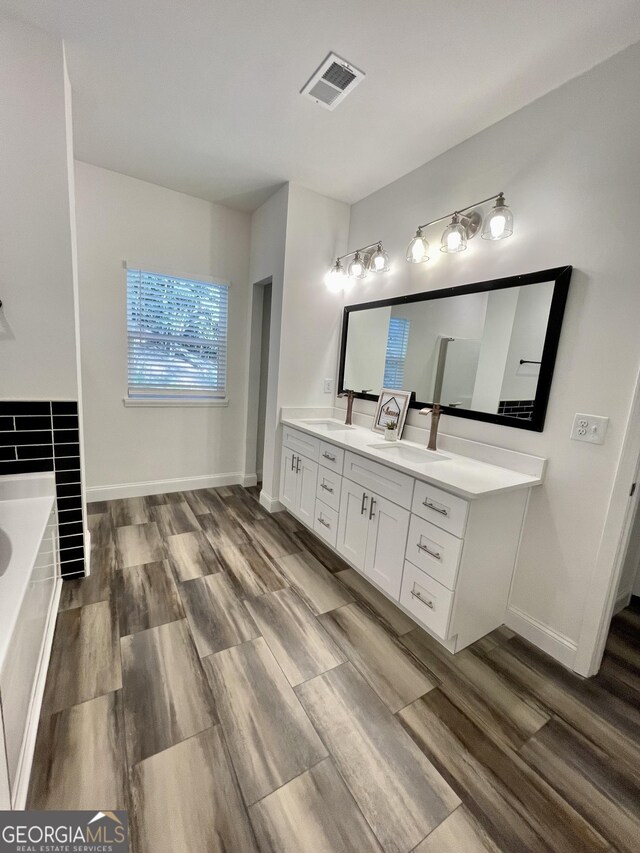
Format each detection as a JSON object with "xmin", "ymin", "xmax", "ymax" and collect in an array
[
  {"xmin": 327, "ymin": 240, "xmax": 391, "ymax": 287},
  {"xmin": 406, "ymin": 192, "xmax": 514, "ymax": 263}
]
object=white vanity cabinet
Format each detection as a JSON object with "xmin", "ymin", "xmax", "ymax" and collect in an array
[
  {"xmin": 279, "ymin": 445, "xmax": 318, "ymax": 527},
  {"xmin": 279, "ymin": 421, "xmax": 540, "ymax": 653}
]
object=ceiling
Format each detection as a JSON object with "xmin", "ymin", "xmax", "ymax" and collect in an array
[{"xmin": 4, "ymin": 0, "xmax": 640, "ymax": 211}]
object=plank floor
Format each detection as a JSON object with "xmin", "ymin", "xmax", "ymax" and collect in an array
[{"xmin": 28, "ymin": 484, "xmax": 640, "ymax": 852}]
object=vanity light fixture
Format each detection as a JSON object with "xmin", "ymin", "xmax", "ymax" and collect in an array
[
  {"xmin": 327, "ymin": 240, "xmax": 391, "ymax": 285},
  {"xmin": 481, "ymin": 192, "xmax": 513, "ymax": 240},
  {"xmin": 369, "ymin": 242, "xmax": 390, "ymax": 273},
  {"xmin": 406, "ymin": 192, "xmax": 513, "ymax": 263},
  {"xmin": 406, "ymin": 228, "xmax": 430, "ymax": 264}
]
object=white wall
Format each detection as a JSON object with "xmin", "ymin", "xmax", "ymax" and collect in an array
[
  {"xmin": 0, "ymin": 16, "xmax": 79, "ymax": 400},
  {"xmin": 75, "ymin": 162, "xmax": 251, "ymax": 494},
  {"xmin": 343, "ymin": 42, "xmax": 640, "ymax": 663},
  {"xmin": 343, "ymin": 307, "xmax": 390, "ymax": 393},
  {"xmin": 500, "ymin": 281, "xmax": 554, "ymax": 401}
]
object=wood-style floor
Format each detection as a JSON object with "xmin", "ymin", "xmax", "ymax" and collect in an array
[{"xmin": 28, "ymin": 484, "xmax": 640, "ymax": 852}]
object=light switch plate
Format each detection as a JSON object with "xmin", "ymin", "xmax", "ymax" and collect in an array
[
  {"xmin": 570, "ymin": 413, "xmax": 609, "ymax": 444},
  {"xmin": 323, "ymin": 378, "xmax": 333, "ymax": 394}
]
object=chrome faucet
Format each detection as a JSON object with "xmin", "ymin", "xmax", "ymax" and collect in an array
[
  {"xmin": 419, "ymin": 404, "xmax": 442, "ymax": 451},
  {"xmin": 338, "ymin": 389, "xmax": 356, "ymax": 425}
]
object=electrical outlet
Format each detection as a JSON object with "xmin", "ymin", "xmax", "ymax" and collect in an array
[
  {"xmin": 323, "ymin": 378, "xmax": 333, "ymax": 394},
  {"xmin": 570, "ymin": 413, "xmax": 609, "ymax": 444}
]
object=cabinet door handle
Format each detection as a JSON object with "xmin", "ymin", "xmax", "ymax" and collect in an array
[
  {"xmin": 317, "ymin": 516, "xmax": 331, "ymax": 529},
  {"xmin": 291, "ymin": 454, "xmax": 296, "ymax": 471},
  {"xmin": 423, "ymin": 498, "xmax": 449, "ymax": 517},
  {"xmin": 322, "ymin": 451, "xmax": 336, "ymax": 462},
  {"xmin": 295, "ymin": 456, "xmax": 301, "ymax": 473},
  {"xmin": 320, "ymin": 482, "xmax": 334, "ymax": 494},
  {"xmin": 411, "ymin": 589, "xmax": 434, "ymax": 609},
  {"xmin": 360, "ymin": 492, "xmax": 369, "ymax": 515},
  {"xmin": 417, "ymin": 542, "xmax": 442, "ymax": 561},
  {"xmin": 369, "ymin": 497, "xmax": 376, "ymax": 520}
]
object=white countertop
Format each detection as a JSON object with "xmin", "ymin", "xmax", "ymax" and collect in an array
[{"xmin": 281, "ymin": 417, "xmax": 545, "ymax": 500}]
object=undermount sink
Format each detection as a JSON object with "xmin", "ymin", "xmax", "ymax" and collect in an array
[
  {"xmin": 300, "ymin": 419, "xmax": 355, "ymax": 431},
  {"xmin": 368, "ymin": 442, "xmax": 449, "ymax": 463}
]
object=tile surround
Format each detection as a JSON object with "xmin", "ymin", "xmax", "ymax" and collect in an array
[{"xmin": 0, "ymin": 400, "xmax": 86, "ymax": 577}]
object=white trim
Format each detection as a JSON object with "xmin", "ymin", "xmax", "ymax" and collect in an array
[
  {"xmin": 505, "ymin": 604, "xmax": 577, "ymax": 669},
  {"xmin": 11, "ymin": 576, "xmax": 62, "ymax": 809},
  {"xmin": 86, "ymin": 473, "xmax": 245, "ymax": 502},
  {"xmin": 243, "ymin": 474, "xmax": 258, "ymax": 488},
  {"xmin": 574, "ymin": 363, "xmax": 640, "ymax": 676},
  {"xmin": 123, "ymin": 397, "xmax": 229, "ymax": 408},
  {"xmin": 259, "ymin": 491, "xmax": 284, "ymax": 513}
]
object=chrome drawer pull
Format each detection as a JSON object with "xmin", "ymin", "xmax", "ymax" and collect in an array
[
  {"xmin": 295, "ymin": 456, "xmax": 301, "ymax": 473},
  {"xmin": 291, "ymin": 454, "xmax": 296, "ymax": 471},
  {"xmin": 322, "ymin": 451, "xmax": 337, "ymax": 462},
  {"xmin": 369, "ymin": 496, "xmax": 376, "ymax": 520},
  {"xmin": 417, "ymin": 542, "xmax": 441, "ymax": 560},
  {"xmin": 317, "ymin": 516, "xmax": 331, "ymax": 529},
  {"xmin": 423, "ymin": 498, "xmax": 448, "ymax": 516},
  {"xmin": 411, "ymin": 589, "xmax": 434, "ymax": 609},
  {"xmin": 320, "ymin": 483, "xmax": 334, "ymax": 494},
  {"xmin": 361, "ymin": 493, "xmax": 369, "ymax": 515}
]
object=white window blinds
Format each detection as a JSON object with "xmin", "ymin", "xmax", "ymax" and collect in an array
[
  {"xmin": 383, "ymin": 317, "xmax": 410, "ymax": 389},
  {"xmin": 127, "ymin": 268, "xmax": 229, "ymax": 398}
]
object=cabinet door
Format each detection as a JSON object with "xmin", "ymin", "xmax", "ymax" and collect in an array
[
  {"xmin": 280, "ymin": 448, "xmax": 299, "ymax": 514},
  {"xmin": 364, "ymin": 492, "xmax": 410, "ymax": 599},
  {"xmin": 296, "ymin": 455, "xmax": 318, "ymax": 527},
  {"xmin": 336, "ymin": 479, "xmax": 369, "ymax": 570}
]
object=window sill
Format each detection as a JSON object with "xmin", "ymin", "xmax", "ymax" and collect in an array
[{"xmin": 123, "ymin": 397, "xmax": 229, "ymax": 408}]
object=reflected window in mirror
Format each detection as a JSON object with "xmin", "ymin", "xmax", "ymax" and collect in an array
[{"xmin": 337, "ymin": 267, "xmax": 572, "ymax": 432}]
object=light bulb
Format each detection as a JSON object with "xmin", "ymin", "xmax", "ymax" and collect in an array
[
  {"xmin": 481, "ymin": 193, "xmax": 513, "ymax": 241},
  {"xmin": 325, "ymin": 259, "xmax": 345, "ymax": 291},
  {"xmin": 369, "ymin": 242, "xmax": 390, "ymax": 273},
  {"xmin": 406, "ymin": 228, "xmax": 429, "ymax": 264},
  {"xmin": 440, "ymin": 214, "xmax": 467, "ymax": 253},
  {"xmin": 348, "ymin": 251, "xmax": 367, "ymax": 279}
]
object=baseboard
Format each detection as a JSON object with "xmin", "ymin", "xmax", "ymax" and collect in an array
[
  {"xmin": 259, "ymin": 491, "xmax": 284, "ymax": 513},
  {"xmin": 243, "ymin": 474, "xmax": 258, "ymax": 488},
  {"xmin": 505, "ymin": 604, "xmax": 578, "ymax": 670},
  {"xmin": 86, "ymin": 472, "xmax": 245, "ymax": 502},
  {"xmin": 11, "ymin": 576, "xmax": 62, "ymax": 809}
]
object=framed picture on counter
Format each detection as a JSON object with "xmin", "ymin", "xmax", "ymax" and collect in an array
[{"xmin": 372, "ymin": 388, "xmax": 411, "ymax": 436}]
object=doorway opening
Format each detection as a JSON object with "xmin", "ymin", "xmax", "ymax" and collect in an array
[{"xmin": 256, "ymin": 282, "xmax": 272, "ymax": 487}]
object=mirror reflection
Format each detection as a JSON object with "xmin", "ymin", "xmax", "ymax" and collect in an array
[{"xmin": 342, "ymin": 281, "xmax": 555, "ymax": 420}]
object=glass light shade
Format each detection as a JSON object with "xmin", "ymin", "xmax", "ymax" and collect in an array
[
  {"xmin": 348, "ymin": 251, "xmax": 367, "ymax": 279},
  {"xmin": 406, "ymin": 229, "xmax": 430, "ymax": 264},
  {"xmin": 482, "ymin": 195, "xmax": 513, "ymax": 240},
  {"xmin": 369, "ymin": 243, "xmax": 390, "ymax": 273},
  {"xmin": 440, "ymin": 214, "xmax": 467, "ymax": 253},
  {"xmin": 325, "ymin": 259, "xmax": 345, "ymax": 292}
]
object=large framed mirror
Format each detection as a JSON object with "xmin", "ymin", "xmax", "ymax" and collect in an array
[{"xmin": 337, "ymin": 266, "xmax": 572, "ymax": 431}]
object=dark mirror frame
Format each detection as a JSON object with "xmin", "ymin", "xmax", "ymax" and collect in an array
[{"xmin": 337, "ymin": 265, "xmax": 572, "ymax": 432}]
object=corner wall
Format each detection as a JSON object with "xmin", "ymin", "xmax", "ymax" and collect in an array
[
  {"xmin": 75, "ymin": 162, "xmax": 252, "ymax": 497},
  {"xmin": 344, "ymin": 42, "xmax": 640, "ymax": 668}
]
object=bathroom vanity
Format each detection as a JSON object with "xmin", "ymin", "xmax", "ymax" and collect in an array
[{"xmin": 280, "ymin": 417, "xmax": 545, "ymax": 652}]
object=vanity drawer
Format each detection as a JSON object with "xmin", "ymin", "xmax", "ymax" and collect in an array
[
  {"xmin": 406, "ymin": 515, "xmax": 463, "ymax": 590},
  {"xmin": 319, "ymin": 441, "xmax": 344, "ymax": 473},
  {"xmin": 412, "ymin": 480, "xmax": 468, "ymax": 537},
  {"xmin": 314, "ymin": 499, "xmax": 338, "ymax": 548},
  {"xmin": 400, "ymin": 560, "xmax": 454, "ymax": 640},
  {"xmin": 282, "ymin": 426, "xmax": 320, "ymax": 462},
  {"xmin": 316, "ymin": 466, "xmax": 341, "ymax": 511},
  {"xmin": 343, "ymin": 451, "xmax": 414, "ymax": 510}
]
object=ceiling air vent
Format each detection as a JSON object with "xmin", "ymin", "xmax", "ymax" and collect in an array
[{"xmin": 300, "ymin": 52, "xmax": 365, "ymax": 111}]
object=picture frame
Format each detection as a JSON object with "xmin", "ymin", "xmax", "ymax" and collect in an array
[{"xmin": 372, "ymin": 388, "xmax": 411, "ymax": 436}]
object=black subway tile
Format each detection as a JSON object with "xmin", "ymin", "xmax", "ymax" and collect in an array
[
  {"xmin": 54, "ymin": 442, "xmax": 80, "ymax": 458},
  {"xmin": 51, "ymin": 401, "xmax": 78, "ymax": 415},
  {"xmin": 57, "ymin": 519, "xmax": 84, "ymax": 537},
  {"xmin": 17, "ymin": 444, "xmax": 53, "ymax": 461},
  {"xmin": 0, "ymin": 401, "xmax": 50, "ymax": 416},
  {"xmin": 56, "ymin": 482, "xmax": 82, "ymax": 499},
  {"xmin": 56, "ymin": 506, "xmax": 83, "ymax": 523},
  {"xmin": 15, "ymin": 415, "xmax": 52, "ymax": 431},
  {"xmin": 54, "ymin": 456, "xmax": 81, "ymax": 471},
  {"xmin": 52, "ymin": 414, "xmax": 78, "ymax": 429},
  {"xmin": 0, "ymin": 446, "xmax": 16, "ymax": 461},
  {"xmin": 0, "ymin": 430, "xmax": 52, "ymax": 447},
  {"xmin": 55, "ymin": 469, "xmax": 81, "ymax": 485},
  {"xmin": 0, "ymin": 416, "xmax": 14, "ymax": 430},
  {"xmin": 57, "ymin": 495, "xmax": 83, "ymax": 512},
  {"xmin": 0, "ymin": 459, "xmax": 53, "ymax": 475}
]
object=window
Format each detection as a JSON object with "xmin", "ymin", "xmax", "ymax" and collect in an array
[
  {"xmin": 126, "ymin": 267, "xmax": 229, "ymax": 401},
  {"xmin": 383, "ymin": 316, "xmax": 410, "ymax": 389}
]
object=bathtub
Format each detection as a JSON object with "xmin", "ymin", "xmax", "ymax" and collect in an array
[{"xmin": 0, "ymin": 473, "xmax": 61, "ymax": 809}]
